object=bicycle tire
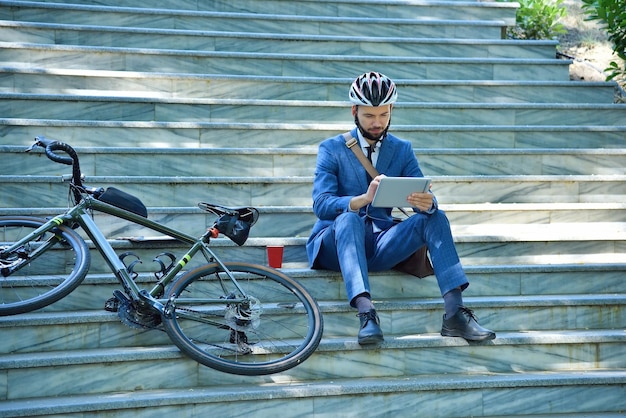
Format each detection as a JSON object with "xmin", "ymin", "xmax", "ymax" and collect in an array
[
  {"xmin": 162, "ymin": 262, "xmax": 323, "ymax": 376},
  {"xmin": 0, "ymin": 216, "xmax": 90, "ymax": 315}
]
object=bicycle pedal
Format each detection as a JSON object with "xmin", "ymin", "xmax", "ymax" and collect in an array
[
  {"xmin": 104, "ymin": 290, "xmax": 131, "ymax": 312},
  {"xmin": 104, "ymin": 297, "xmax": 119, "ymax": 312}
]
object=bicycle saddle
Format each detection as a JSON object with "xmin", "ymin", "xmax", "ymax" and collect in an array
[
  {"xmin": 198, "ymin": 202, "xmax": 259, "ymax": 226},
  {"xmin": 199, "ymin": 203, "xmax": 259, "ymax": 246}
]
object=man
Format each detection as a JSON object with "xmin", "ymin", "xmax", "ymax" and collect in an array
[{"xmin": 306, "ymin": 71, "xmax": 496, "ymax": 345}]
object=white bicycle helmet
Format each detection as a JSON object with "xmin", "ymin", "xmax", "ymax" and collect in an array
[{"xmin": 349, "ymin": 72, "xmax": 398, "ymax": 107}]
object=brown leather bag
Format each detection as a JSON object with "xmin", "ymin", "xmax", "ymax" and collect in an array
[
  {"xmin": 343, "ymin": 132, "xmax": 434, "ymax": 278},
  {"xmin": 391, "ymin": 234, "xmax": 434, "ymax": 278}
]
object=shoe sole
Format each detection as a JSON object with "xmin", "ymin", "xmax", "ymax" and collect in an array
[
  {"xmin": 358, "ymin": 335, "xmax": 384, "ymax": 345},
  {"xmin": 441, "ymin": 329, "xmax": 496, "ymax": 341}
]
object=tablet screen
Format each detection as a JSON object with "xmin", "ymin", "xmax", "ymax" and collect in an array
[{"xmin": 371, "ymin": 177, "xmax": 431, "ymax": 208}]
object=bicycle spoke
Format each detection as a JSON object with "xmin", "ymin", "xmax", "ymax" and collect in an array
[
  {"xmin": 162, "ymin": 262, "xmax": 323, "ymax": 376},
  {"xmin": 0, "ymin": 217, "xmax": 90, "ymax": 315}
]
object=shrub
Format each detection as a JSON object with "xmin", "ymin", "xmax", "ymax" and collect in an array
[
  {"xmin": 581, "ymin": 0, "xmax": 626, "ymax": 86},
  {"xmin": 499, "ymin": 0, "xmax": 567, "ymax": 40}
]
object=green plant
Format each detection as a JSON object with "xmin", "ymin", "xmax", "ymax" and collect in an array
[
  {"xmin": 499, "ymin": 0, "xmax": 567, "ymax": 40},
  {"xmin": 581, "ymin": 0, "xmax": 626, "ymax": 86}
]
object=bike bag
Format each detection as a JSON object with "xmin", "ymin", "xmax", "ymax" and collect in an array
[
  {"xmin": 197, "ymin": 202, "xmax": 259, "ymax": 246},
  {"xmin": 214, "ymin": 213, "xmax": 253, "ymax": 246},
  {"xmin": 98, "ymin": 187, "xmax": 148, "ymax": 218}
]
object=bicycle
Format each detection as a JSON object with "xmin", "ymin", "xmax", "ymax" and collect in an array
[{"xmin": 0, "ymin": 136, "xmax": 323, "ymax": 376}]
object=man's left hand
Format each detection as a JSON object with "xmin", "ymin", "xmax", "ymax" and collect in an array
[{"xmin": 407, "ymin": 192, "xmax": 433, "ymax": 212}]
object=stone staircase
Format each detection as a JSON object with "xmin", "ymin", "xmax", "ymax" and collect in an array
[{"xmin": 0, "ymin": 0, "xmax": 625, "ymax": 416}]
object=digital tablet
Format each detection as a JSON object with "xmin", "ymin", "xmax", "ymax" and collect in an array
[{"xmin": 371, "ymin": 177, "xmax": 432, "ymax": 208}]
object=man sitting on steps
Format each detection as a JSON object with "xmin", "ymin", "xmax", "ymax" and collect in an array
[{"xmin": 306, "ymin": 71, "xmax": 496, "ymax": 345}]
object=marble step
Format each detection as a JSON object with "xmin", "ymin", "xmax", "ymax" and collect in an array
[
  {"xmin": 0, "ymin": 42, "xmax": 572, "ymax": 81},
  {"xmin": 1, "ymin": 0, "xmax": 519, "ymax": 25},
  {"xmin": 3, "ymin": 146, "xmax": 625, "ymax": 177},
  {"xmin": 3, "ymin": 119, "xmax": 626, "ymax": 149},
  {"xmin": 0, "ymin": 221, "xmax": 623, "ymax": 275},
  {"xmin": 2, "ymin": 263, "xmax": 625, "ymax": 315},
  {"xmin": 1, "ymin": 20, "xmax": 556, "ymax": 59},
  {"xmin": 4, "ymin": 94, "xmax": 626, "ymax": 126},
  {"xmin": 1, "ymin": 174, "xmax": 624, "ymax": 207},
  {"xmin": 0, "ymin": 331, "xmax": 624, "ymax": 399},
  {"xmin": 2, "ymin": 293, "xmax": 625, "ymax": 353},
  {"xmin": 7, "ymin": 374, "xmax": 626, "ymax": 418},
  {"xmin": 0, "ymin": 369, "xmax": 625, "ymax": 417},
  {"xmin": 2, "ymin": 203, "xmax": 625, "ymax": 238},
  {"xmin": 0, "ymin": 1, "xmax": 517, "ymax": 33},
  {"xmin": 0, "ymin": 9, "xmax": 505, "ymax": 39},
  {"xmin": 86, "ymin": 221, "xmax": 626, "ymax": 269},
  {"xmin": 0, "ymin": 67, "xmax": 617, "ymax": 103},
  {"xmin": 71, "ymin": 233, "xmax": 622, "ymax": 270}
]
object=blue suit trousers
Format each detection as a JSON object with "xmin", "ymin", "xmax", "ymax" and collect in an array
[{"xmin": 315, "ymin": 210, "xmax": 469, "ymax": 305}]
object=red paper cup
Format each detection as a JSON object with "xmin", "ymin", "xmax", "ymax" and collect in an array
[{"xmin": 267, "ymin": 246, "xmax": 284, "ymax": 268}]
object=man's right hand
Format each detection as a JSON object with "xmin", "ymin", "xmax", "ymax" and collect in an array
[{"xmin": 350, "ymin": 175, "xmax": 386, "ymax": 211}]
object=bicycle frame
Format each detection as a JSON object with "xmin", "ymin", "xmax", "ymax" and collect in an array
[
  {"xmin": 3, "ymin": 193, "xmax": 249, "ymax": 313},
  {"xmin": 2, "ymin": 136, "xmax": 324, "ymax": 375}
]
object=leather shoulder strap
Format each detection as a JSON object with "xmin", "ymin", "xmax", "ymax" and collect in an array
[{"xmin": 343, "ymin": 131, "xmax": 379, "ymax": 179}]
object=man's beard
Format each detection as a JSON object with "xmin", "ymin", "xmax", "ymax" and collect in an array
[{"xmin": 354, "ymin": 115, "xmax": 391, "ymax": 142}]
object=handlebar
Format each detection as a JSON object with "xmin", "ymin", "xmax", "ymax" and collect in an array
[
  {"xmin": 27, "ymin": 136, "xmax": 77, "ymax": 165},
  {"xmin": 27, "ymin": 136, "xmax": 75, "ymax": 166},
  {"xmin": 26, "ymin": 135, "xmax": 84, "ymax": 201}
]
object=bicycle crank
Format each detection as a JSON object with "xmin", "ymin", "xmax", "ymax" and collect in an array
[
  {"xmin": 118, "ymin": 299, "xmax": 163, "ymax": 330},
  {"xmin": 111, "ymin": 290, "xmax": 163, "ymax": 330}
]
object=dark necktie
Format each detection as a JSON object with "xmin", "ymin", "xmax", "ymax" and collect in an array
[{"xmin": 365, "ymin": 146, "xmax": 374, "ymax": 182}]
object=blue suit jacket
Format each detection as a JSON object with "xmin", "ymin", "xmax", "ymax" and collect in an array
[{"xmin": 306, "ymin": 128, "xmax": 432, "ymax": 268}]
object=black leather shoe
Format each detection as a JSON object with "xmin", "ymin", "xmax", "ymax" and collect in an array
[
  {"xmin": 441, "ymin": 306, "xmax": 496, "ymax": 342},
  {"xmin": 357, "ymin": 309, "xmax": 384, "ymax": 345}
]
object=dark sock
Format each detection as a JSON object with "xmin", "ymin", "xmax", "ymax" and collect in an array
[
  {"xmin": 443, "ymin": 288, "xmax": 463, "ymax": 319},
  {"xmin": 354, "ymin": 294, "xmax": 375, "ymax": 314}
]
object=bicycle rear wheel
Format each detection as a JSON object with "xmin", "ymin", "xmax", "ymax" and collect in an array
[
  {"xmin": 0, "ymin": 216, "xmax": 90, "ymax": 315},
  {"xmin": 162, "ymin": 262, "xmax": 323, "ymax": 376}
]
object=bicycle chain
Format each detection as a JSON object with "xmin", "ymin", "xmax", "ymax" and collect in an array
[
  {"xmin": 117, "ymin": 299, "xmax": 164, "ymax": 331},
  {"xmin": 107, "ymin": 296, "xmax": 253, "ymax": 354}
]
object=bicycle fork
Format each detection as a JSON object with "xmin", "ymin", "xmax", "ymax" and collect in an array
[{"xmin": 0, "ymin": 218, "xmax": 66, "ymax": 277}]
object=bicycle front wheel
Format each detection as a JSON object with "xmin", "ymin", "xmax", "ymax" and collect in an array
[
  {"xmin": 0, "ymin": 216, "xmax": 90, "ymax": 315},
  {"xmin": 162, "ymin": 262, "xmax": 323, "ymax": 376}
]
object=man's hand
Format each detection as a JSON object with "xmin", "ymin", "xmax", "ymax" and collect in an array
[
  {"xmin": 407, "ymin": 190, "xmax": 433, "ymax": 212},
  {"xmin": 350, "ymin": 174, "xmax": 386, "ymax": 211},
  {"xmin": 366, "ymin": 175, "xmax": 385, "ymax": 201}
]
